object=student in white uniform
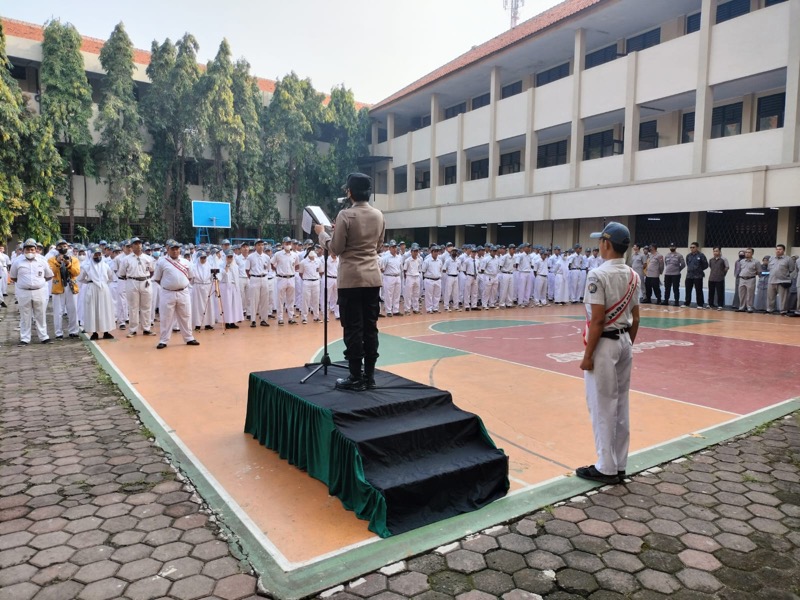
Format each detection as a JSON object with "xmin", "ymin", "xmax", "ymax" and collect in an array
[
  {"xmin": 462, "ymin": 246, "xmax": 479, "ymax": 311},
  {"xmin": 152, "ymin": 241, "xmax": 198, "ymax": 349},
  {"xmin": 577, "ymin": 222, "xmax": 641, "ymax": 485},
  {"xmin": 402, "ymin": 245, "xmax": 423, "ymax": 314},
  {"xmin": 118, "ymin": 237, "xmax": 155, "ymax": 337},
  {"xmin": 421, "ymin": 246, "xmax": 443, "ymax": 314},
  {"xmin": 191, "ymin": 251, "xmax": 217, "ymax": 330},
  {"xmin": 298, "ymin": 250, "xmax": 322, "ymax": 323},
  {"xmin": 271, "ymin": 237, "xmax": 299, "ymax": 325},
  {"xmin": 380, "ymin": 241, "xmax": 404, "ymax": 316},
  {"xmin": 553, "ymin": 250, "xmax": 570, "ymax": 305},
  {"xmin": 219, "ymin": 250, "xmax": 244, "ymax": 329},
  {"xmin": 77, "ymin": 247, "xmax": 116, "ymax": 340},
  {"xmin": 326, "ymin": 252, "xmax": 340, "ymax": 320},
  {"xmin": 10, "ymin": 239, "xmax": 54, "ymax": 345},
  {"xmin": 0, "ymin": 243, "xmax": 10, "ymax": 306},
  {"xmin": 246, "ymin": 240, "xmax": 272, "ymax": 327}
]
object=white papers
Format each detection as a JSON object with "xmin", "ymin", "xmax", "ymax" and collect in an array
[{"xmin": 302, "ymin": 206, "xmax": 332, "ymax": 233}]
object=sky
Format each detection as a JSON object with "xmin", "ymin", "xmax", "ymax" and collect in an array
[{"xmin": 5, "ymin": 0, "xmax": 563, "ymax": 104}]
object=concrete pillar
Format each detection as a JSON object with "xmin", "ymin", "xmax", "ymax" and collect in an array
[
  {"xmin": 456, "ymin": 113, "xmax": 467, "ymax": 204},
  {"xmin": 688, "ymin": 212, "xmax": 706, "ymax": 247},
  {"xmin": 622, "ymin": 52, "xmax": 639, "ymax": 182},
  {"xmin": 489, "ymin": 67, "xmax": 501, "ymax": 199},
  {"xmin": 371, "ymin": 122, "xmax": 379, "ymax": 150},
  {"xmin": 455, "ymin": 226, "xmax": 465, "ymax": 247},
  {"xmin": 430, "ymin": 94, "xmax": 440, "ymax": 205},
  {"xmin": 692, "ymin": 0, "xmax": 716, "ymax": 175},
  {"xmin": 429, "ymin": 227, "xmax": 438, "ymax": 246},
  {"xmin": 406, "ymin": 132, "xmax": 415, "ymax": 207},
  {"xmin": 486, "ymin": 223, "xmax": 497, "ymax": 245},
  {"xmin": 776, "ymin": 207, "xmax": 796, "ymax": 248},
  {"xmin": 741, "ymin": 93, "xmax": 754, "ymax": 134},
  {"xmin": 782, "ymin": 0, "xmax": 800, "ymax": 163},
  {"xmin": 386, "ymin": 114, "xmax": 395, "ymax": 199},
  {"xmin": 525, "ymin": 86, "xmax": 537, "ymax": 195},
  {"xmin": 569, "ymin": 29, "xmax": 586, "ymax": 188}
]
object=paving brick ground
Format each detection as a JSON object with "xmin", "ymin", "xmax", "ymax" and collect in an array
[
  {"xmin": 3, "ymin": 294, "xmax": 800, "ymax": 600},
  {"xmin": 0, "ymin": 298, "xmax": 260, "ymax": 599}
]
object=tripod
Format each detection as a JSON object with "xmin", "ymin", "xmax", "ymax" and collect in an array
[
  {"xmin": 301, "ymin": 247, "xmax": 348, "ymax": 384},
  {"xmin": 198, "ymin": 269, "xmax": 226, "ymax": 334}
]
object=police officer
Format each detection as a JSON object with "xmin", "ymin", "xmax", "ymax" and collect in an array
[
  {"xmin": 662, "ymin": 242, "xmax": 685, "ymax": 306},
  {"xmin": 153, "ymin": 241, "xmax": 199, "ymax": 349},
  {"xmin": 736, "ymin": 248, "xmax": 759, "ymax": 312},
  {"xmin": 577, "ymin": 222, "xmax": 640, "ymax": 485},
  {"xmin": 643, "ymin": 243, "xmax": 664, "ymax": 304}
]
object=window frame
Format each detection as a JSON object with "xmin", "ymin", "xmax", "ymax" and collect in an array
[
  {"xmin": 535, "ymin": 63, "xmax": 570, "ymax": 87},
  {"xmin": 469, "ymin": 157, "xmax": 490, "ymax": 181},
  {"xmin": 585, "ymin": 44, "xmax": 619, "ymax": 69},
  {"xmin": 444, "ymin": 165, "xmax": 457, "ymax": 185},
  {"xmin": 625, "ymin": 28, "xmax": 661, "ymax": 54},
  {"xmin": 583, "ymin": 129, "xmax": 616, "ymax": 161},
  {"xmin": 716, "ymin": 0, "xmax": 750, "ymax": 24},
  {"xmin": 638, "ymin": 120, "xmax": 659, "ymax": 151},
  {"xmin": 501, "ymin": 81, "xmax": 522, "ymax": 99},
  {"xmin": 686, "ymin": 12, "xmax": 701, "ymax": 33},
  {"xmin": 536, "ymin": 139, "xmax": 568, "ymax": 169},
  {"xmin": 498, "ymin": 150, "xmax": 522, "ymax": 176},
  {"xmin": 710, "ymin": 102, "xmax": 743, "ymax": 139},
  {"xmin": 444, "ymin": 102, "xmax": 466, "ymax": 120},
  {"xmin": 756, "ymin": 92, "xmax": 785, "ymax": 131},
  {"xmin": 471, "ymin": 93, "xmax": 490, "ymax": 110}
]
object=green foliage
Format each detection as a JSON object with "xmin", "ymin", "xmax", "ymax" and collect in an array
[
  {"xmin": 39, "ymin": 19, "xmax": 93, "ymax": 239},
  {"xmin": 197, "ymin": 39, "xmax": 244, "ymax": 205},
  {"xmin": 95, "ymin": 22, "xmax": 150, "ymax": 240}
]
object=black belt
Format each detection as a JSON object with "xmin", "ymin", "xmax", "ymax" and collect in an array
[
  {"xmin": 502, "ymin": 271, "xmax": 513, "ymax": 274},
  {"xmin": 249, "ymin": 274, "xmax": 267, "ymax": 278},
  {"xmin": 19, "ymin": 286, "xmax": 45, "ymax": 291},
  {"xmin": 569, "ymin": 267, "xmax": 578, "ymax": 270},
  {"xmin": 129, "ymin": 276, "xmax": 149, "ymax": 281},
  {"xmin": 303, "ymin": 279, "xmax": 319, "ymax": 281},
  {"xmin": 538, "ymin": 274, "xmax": 548, "ymax": 277},
  {"xmin": 447, "ymin": 274, "xmax": 458, "ymax": 277},
  {"xmin": 164, "ymin": 287, "xmax": 187, "ymax": 292},
  {"xmin": 601, "ymin": 327, "xmax": 630, "ymax": 340},
  {"xmin": 466, "ymin": 273, "xmax": 476, "ymax": 277},
  {"xmin": 740, "ymin": 276, "xmax": 755, "ymax": 280},
  {"xmin": 384, "ymin": 274, "xmax": 399, "ymax": 277},
  {"xmin": 118, "ymin": 276, "xmax": 127, "ymax": 280},
  {"xmin": 424, "ymin": 277, "xmax": 440, "ymax": 280},
  {"xmin": 327, "ymin": 275, "xmax": 336, "ymax": 278},
  {"xmin": 278, "ymin": 274, "xmax": 294, "ymax": 278}
]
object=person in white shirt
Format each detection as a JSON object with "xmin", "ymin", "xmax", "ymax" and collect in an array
[
  {"xmin": 236, "ymin": 242, "xmax": 251, "ymax": 319},
  {"xmin": 554, "ymin": 249, "xmax": 570, "ymax": 305},
  {"xmin": 481, "ymin": 246, "xmax": 500, "ymax": 309},
  {"xmin": 112, "ymin": 242, "xmax": 130, "ymax": 330},
  {"xmin": 77, "ymin": 247, "xmax": 116, "ymax": 341},
  {"xmin": 442, "ymin": 248, "xmax": 461, "ymax": 311},
  {"xmin": 516, "ymin": 244, "xmax": 533, "ymax": 307},
  {"xmin": 152, "ymin": 241, "xmax": 198, "ymax": 349},
  {"xmin": 246, "ymin": 239, "xmax": 272, "ymax": 327},
  {"xmin": 380, "ymin": 241, "xmax": 404, "ymax": 317},
  {"xmin": 421, "ymin": 246, "xmax": 443, "ymax": 314},
  {"xmin": 326, "ymin": 252, "xmax": 340, "ymax": 320},
  {"xmin": 118, "ymin": 238, "xmax": 155, "ymax": 337},
  {"xmin": 191, "ymin": 252, "xmax": 217, "ymax": 330},
  {"xmin": 219, "ymin": 251, "xmax": 244, "ymax": 329},
  {"xmin": 402, "ymin": 245, "xmax": 423, "ymax": 314},
  {"xmin": 569, "ymin": 244, "xmax": 584, "ymax": 303},
  {"xmin": 10, "ymin": 238, "xmax": 54, "ymax": 345},
  {"xmin": 297, "ymin": 251, "xmax": 323, "ymax": 324},
  {"xmin": 0, "ymin": 243, "xmax": 10, "ymax": 307},
  {"xmin": 271, "ymin": 237, "xmax": 299, "ymax": 325},
  {"xmin": 497, "ymin": 247, "xmax": 515, "ymax": 308},
  {"xmin": 462, "ymin": 246, "xmax": 480, "ymax": 311}
]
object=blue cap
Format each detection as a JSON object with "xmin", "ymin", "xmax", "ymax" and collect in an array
[{"xmin": 590, "ymin": 222, "xmax": 631, "ymax": 246}]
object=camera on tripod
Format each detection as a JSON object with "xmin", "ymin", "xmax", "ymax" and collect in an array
[{"xmin": 210, "ymin": 268, "xmax": 220, "ymax": 275}]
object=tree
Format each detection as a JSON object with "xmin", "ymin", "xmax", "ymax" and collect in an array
[
  {"xmin": 39, "ymin": 19, "xmax": 93, "ymax": 240},
  {"xmin": 0, "ymin": 20, "xmax": 27, "ymax": 242},
  {"xmin": 196, "ymin": 39, "xmax": 243, "ymax": 206},
  {"xmin": 230, "ymin": 58, "xmax": 265, "ymax": 228},
  {"xmin": 95, "ymin": 22, "xmax": 149, "ymax": 240},
  {"xmin": 262, "ymin": 72, "xmax": 325, "ymax": 234}
]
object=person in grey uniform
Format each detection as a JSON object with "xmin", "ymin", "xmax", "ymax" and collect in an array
[
  {"xmin": 736, "ymin": 248, "xmax": 759, "ymax": 312},
  {"xmin": 642, "ymin": 244, "xmax": 663, "ymax": 304},
  {"xmin": 767, "ymin": 244, "xmax": 796, "ymax": 315},
  {"xmin": 662, "ymin": 243, "xmax": 685, "ymax": 306},
  {"xmin": 707, "ymin": 247, "xmax": 729, "ymax": 310},
  {"xmin": 732, "ymin": 249, "xmax": 746, "ymax": 309},
  {"xmin": 628, "ymin": 244, "xmax": 646, "ymax": 301},
  {"xmin": 577, "ymin": 222, "xmax": 640, "ymax": 485},
  {"xmin": 755, "ymin": 256, "xmax": 770, "ymax": 312}
]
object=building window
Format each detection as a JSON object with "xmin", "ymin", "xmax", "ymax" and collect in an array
[
  {"xmin": 639, "ymin": 121, "xmax": 659, "ymax": 150},
  {"xmin": 9, "ymin": 64, "xmax": 26, "ymax": 80},
  {"xmin": 635, "ymin": 213, "xmax": 690, "ymax": 248},
  {"xmin": 681, "ymin": 112, "xmax": 695, "ymax": 144},
  {"xmin": 184, "ymin": 160, "xmax": 201, "ymax": 186},
  {"xmin": 472, "ymin": 93, "xmax": 490, "ymax": 110},
  {"xmin": 586, "ymin": 44, "xmax": 618, "ymax": 69},
  {"xmin": 411, "ymin": 115, "xmax": 431, "ymax": 130},
  {"xmin": 470, "ymin": 158, "xmax": 489, "ymax": 180},
  {"xmin": 444, "ymin": 102, "xmax": 467, "ymax": 120},
  {"xmin": 394, "ymin": 171, "xmax": 407, "ymax": 194},
  {"xmin": 765, "ymin": 0, "xmax": 787, "ymax": 6},
  {"xmin": 710, "ymin": 102, "xmax": 743, "ymax": 138},
  {"xmin": 499, "ymin": 151, "xmax": 521, "ymax": 175},
  {"xmin": 535, "ymin": 63, "xmax": 569, "ymax": 87},
  {"xmin": 756, "ymin": 93, "xmax": 785, "ymax": 131},
  {"xmin": 377, "ymin": 128, "xmax": 387, "ymax": 143},
  {"xmin": 626, "ymin": 28, "xmax": 661, "ymax": 54},
  {"xmin": 501, "ymin": 81, "xmax": 522, "ymax": 99},
  {"xmin": 537, "ymin": 140, "xmax": 568, "ymax": 168},
  {"xmin": 583, "ymin": 129, "xmax": 618, "ymax": 160},
  {"xmin": 686, "ymin": 12, "xmax": 701, "ymax": 33},
  {"xmin": 415, "ymin": 171, "xmax": 431, "ymax": 190},
  {"xmin": 444, "ymin": 165, "xmax": 457, "ymax": 185},
  {"xmin": 716, "ymin": 0, "xmax": 749, "ymax": 23},
  {"xmin": 705, "ymin": 208, "xmax": 778, "ymax": 248}
]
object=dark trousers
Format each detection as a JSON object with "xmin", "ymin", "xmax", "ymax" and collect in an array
[
  {"xmin": 707, "ymin": 280, "xmax": 725, "ymax": 307},
  {"xmin": 338, "ymin": 286, "xmax": 381, "ymax": 378},
  {"xmin": 685, "ymin": 278, "xmax": 704, "ymax": 307},
  {"xmin": 644, "ymin": 277, "xmax": 661, "ymax": 302},
  {"xmin": 663, "ymin": 274, "xmax": 681, "ymax": 303}
]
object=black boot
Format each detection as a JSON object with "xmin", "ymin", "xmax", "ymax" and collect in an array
[{"xmin": 335, "ymin": 374, "xmax": 365, "ymax": 391}]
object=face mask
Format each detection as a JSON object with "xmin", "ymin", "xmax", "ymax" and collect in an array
[
  {"xmin": 93, "ymin": 256, "xmax": 102, "ymax": 263},
  {"xmin": 25, "ymin": 252, "xmax": 35, "ymax": 260},
  {"xmin": 79, "ymin": 254, "xmax": 86, "ymax": 259},
  {"xmin": 153, "ymin": 252, "xmax": 161, "ymax": 258},
  {"xmin": 58, "ymin": 247, "xmax": 68, "ymax": 255},
  {"xmin": 284, "ymin": 245, "xmax": 291, "ymax": 251}
]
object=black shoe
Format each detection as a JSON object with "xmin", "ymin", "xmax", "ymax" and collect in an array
[
  {"xmin": 641, "ymin": 299, "xmax": 650, "ymax": 304},
  {"xmin": 186, "ymin": 340, "xmax": 200, "ymax": 346},
  {"xmin": 659, "ymin": 300, "xmax": 668, "ymax": 305},
  {"xmin": 288, "ymin": 320, "xmax": 297, "ymax": 325},
  {"xmin": 41, "ymin": 338, "xmax": 51, "ymax": 344},
  {"xmin": 575, "ymin": 465, "xmax": 620, "ymax": 485},
  {"xmin": 260, "ymin": 320, "xmax": 269, "ymax": 327},
  {"xmin": 250, "ymin": 321, "xmax": 256, "ymax": 327},
  {"xmin": 335, "ymin": 375, "xmax": 366, "ymax": 392},
  {"xmin": 142, "ymin": 330, "xmax": 154, "ymax": 336},
  {"xmin": 118, "ymin": 323, "xmax": 126, "ymax": 330},
  {"xmin": 90, "ymin": 333, "xmax": 99, "ymax": 340},
  {"xmin": 18, "ymin": 341, "xmax": 28, "ymax": 347},
  {"xmin": 0, "ymin": 301, "xmax": 6, "ymax": 308},
  {"xmin": 204, "ymin": 325, "xmax": 214, "ymax": 330},
  {"xmin": 156, "ymin": 343, "xmax": 167, "ymax": 349},
  {"xmin": 230, "ymin": 323, "xmax": 239, "ymax": 329},
  {"xmin": 69, "ymin": 333, "xmax": 79, "ymax": 339},
  {"xmin": 56, "ymin": 335, "xmax": 63, "ymax": 340},
  {"xmin": 364, "ymin": 377, "xmax": 377, "ymax": 390},
  {"xmin": 103, "ymin": 332, "xmax": 114, "ymax": 339},
  {"xmin": 195, "ymin": 326, "xmax": 201, "ymax": 331}
]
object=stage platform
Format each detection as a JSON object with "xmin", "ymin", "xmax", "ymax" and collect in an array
[
  {"xmin": 244, "ymin": 367, "xmax": 508, "ymax": 537},
  {"xmin": 89, "ymin": 304, "xmax": 800, "ymax": 598}
]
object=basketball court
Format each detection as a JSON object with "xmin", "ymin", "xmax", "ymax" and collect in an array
[{"xmin": 89, "ymin": 303, "xmax": 800, "ymax": 598}]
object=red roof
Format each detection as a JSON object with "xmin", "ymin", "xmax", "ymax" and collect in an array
[{"xmin": 370, "ymin": 0, "xmax": 605, "ymax": 111}]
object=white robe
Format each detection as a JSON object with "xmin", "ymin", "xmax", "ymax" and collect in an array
[
  {"xmin": 192, "ymin": 262, "xmax": 218, "ymax": 327},
  {"xmin": 218, "ymin": 263, "xmax": 243, "ymax": 324},
  {"xmin": 77, "ymin": 259, "xmax": 116, "ymax": 334}
]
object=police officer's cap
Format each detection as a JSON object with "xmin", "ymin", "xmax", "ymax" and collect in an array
[
  {"xmin": 497, "ymin": 244, "xmax": 506, "ymax": 249},
  {"xmin": 168, "ymin": 240, "xmax": 181, "ymax": 248},
  {"xmin": 411, "ymin": 244, "xmax": 420, "ymax": 250},
  {"xmin": 590, "ymin": 222, "xmax": 632, "ymax": 246},
  {"xmin": 254, "ymin": 239, "xmax": 264, "ymax": 245},
  {"xmin": 342, "ymin": 172, "xmax": 372, "ymax": 194},
  {"xmin": 574, "ymin": 243, "xmax": 582, "ymax": 249},
  {"xmin": 476, "ymin": 245, "xmax": 484, "ymax": 251},
  {"xmin": 130, "ymin": 237, "xmax": 142, "ymax": 244},
  {"xmin": 554, "ymin": 245, "xmax": 561, "ymax": 250},
  {"xmin": 669, "ymin": 241, "xmax": 677, "ymax": 247},
  {"xmin": 388, "ymin": 241, "xmax": 397, "ymax": 247},
  {"xmin": 23, "ymin": 238, "xmax": 37, "ymax": 248},
  {"xmin": 430, "ymin": 245, "xmax": 440, "ymax": 251},
  {"xmin": 281, "ymin": 237, "xmax": 291, "ymax": 244},
  {"xmin": 445, "ymin": 242, "xmax": 454, "ymax": 247},
  {"xmin": 508, "ymin": 244, "xmax": 516, "ymax": 249}
]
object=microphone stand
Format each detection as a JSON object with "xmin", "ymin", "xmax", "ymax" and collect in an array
[{"xmin": 301, "ymin": 245, "xmax": 347, "ymax": 383}]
